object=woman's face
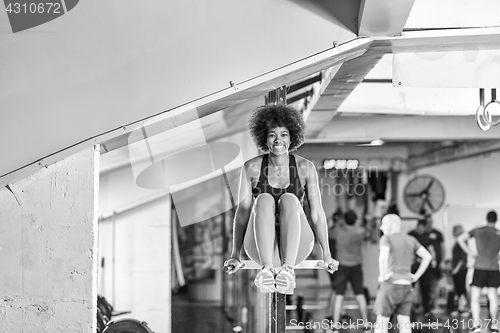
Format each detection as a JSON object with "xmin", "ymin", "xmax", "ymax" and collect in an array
[{"xmin": 266, "ymin": 126, "xmax": 290, "ymax": 155}]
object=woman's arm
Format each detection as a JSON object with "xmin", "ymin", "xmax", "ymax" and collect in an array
[
  {"xmin": 304, "ymin": 159, "xmax": 338, "ymax": 272},
  {"xmin": 225, "ymin": 161, "xmax": 254, "ymax": 273}
]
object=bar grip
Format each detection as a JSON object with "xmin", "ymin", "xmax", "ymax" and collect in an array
[{"xmin": 222, "ymin": 264, "xmax": 235, "ymax": 273}]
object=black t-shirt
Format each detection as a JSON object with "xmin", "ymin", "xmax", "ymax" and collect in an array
[
  {"xmin": 427, "ymin": 228, "xmax": 444, "ymax": 265},
  {"xmin": 452, "ymin": 242, "xmax": 467, "ymax": 271},
  {"xmin": 408, "ymin": 230, "xmax": 432, "ymax": 249}
]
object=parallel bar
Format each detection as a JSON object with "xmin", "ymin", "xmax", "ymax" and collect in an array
[{"xmin": 239, "ymin": 259, "xmax": 328, "ymax": 270}]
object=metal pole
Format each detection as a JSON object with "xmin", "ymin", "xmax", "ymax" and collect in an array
[
  {"xmin": 111, "ymin": 212, "xmax": 116, "ymax": 307},
  {"xmin": 254, "ymin": 86, "xmax": 289, "ymax": 333}
]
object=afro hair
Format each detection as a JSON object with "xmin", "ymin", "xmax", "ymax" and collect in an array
[{"xmin": 248, "ymin": 104, "xmax": 306, "ymax": 152}]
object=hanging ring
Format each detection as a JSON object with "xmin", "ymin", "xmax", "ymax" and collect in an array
[
  {"xmin": 476, "ymin": 88, "xmax": 491, "ymax": 131},
  {"xmin": 483, "ymin": 89, "xmax": 500, "ymax": 126},
  {"xmin": 476, "ymin": 105, "xmax": 492, "ymax": 131}
]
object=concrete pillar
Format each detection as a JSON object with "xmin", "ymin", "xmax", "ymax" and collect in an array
[{"xmin": 0, "ymin": 146, "xmax": 99, "ymax": 332}]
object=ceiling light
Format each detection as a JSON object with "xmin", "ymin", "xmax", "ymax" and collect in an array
[{"xmin": 370, "ymin": 139, "xmax": 384, "ymax": 146}]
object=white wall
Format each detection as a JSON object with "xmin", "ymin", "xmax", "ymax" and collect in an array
[
  {"xmin": 0, "ymin": 147, "xmax": 98, "ymax": 332},
  {"xmin": 99, "ymin": 165, "xmax": 171, "ymax": 333}
]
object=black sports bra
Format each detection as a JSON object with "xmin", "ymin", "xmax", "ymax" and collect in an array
[{"xmin": 252, "ymin": 154, "xmax": 305, "ymax": 206}]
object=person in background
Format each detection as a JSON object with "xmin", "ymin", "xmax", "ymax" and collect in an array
[
  {"xmin": 424, "ymin": 215, "xmax": 445, "ymax": 313},
  {"xmin": 457, "ymin": 211, "xmax": 500, "ymax": 333},
  {"xmin": 328, "ymin": 210, "xmax": 369, "ymax": 332},
  {"xmin": 373, "ymin": 214, "xmax": 432, "ymax": 333},
  {"xmin": 326, "ymin": 209, "xmax": 343, "ymax": 315},
  {"xmin": 408, "ymin": 219, "xmax": 436, "ymax": 317},
  {"xmin": 464, "ymin": 236, "xmax": 477, "ymax": 318},
  {"xmin": 328, "ymin": 209, "xmax": 344, "ymax": 289},
  {"xmin": 451, "ymin": 224, "xmax": 469, "ymax": 316}
]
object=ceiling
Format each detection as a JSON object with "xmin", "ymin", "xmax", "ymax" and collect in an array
[{"xmin": 2, "ymin": 0, "xmax": 500, "ymax": 187}]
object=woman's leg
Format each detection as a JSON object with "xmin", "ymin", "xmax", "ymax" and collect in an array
[
  {"xmin": 274, "ymin": 193, "xmax": 314, "ymax": 294},
  {"xmin": 243, "ymin": 208, "xmax": 281, "ymax": 266},
  {"xmin": 277, "ymin": 193, "xmax": 302, "ymax": 267},
  {"xmin": 251, "ymin": 193, "xmax": 276, "ymax": 268},
  {"xmin": 243, "ymin": 194, "xmax": 281, "ymax": 293}
]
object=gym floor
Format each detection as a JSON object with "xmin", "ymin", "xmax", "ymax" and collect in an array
[
  {"xmin": 172, "ymin": 282, "xmax": 499, "ymax": 333},
  {"xmin": 172, "ymin": 290, "xmax": 234, "ymax": 333}
]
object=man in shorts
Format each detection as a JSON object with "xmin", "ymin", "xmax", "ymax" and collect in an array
[
  {"xmin": 373, "ymin": 214, "xmax": 432, "ymax": 333},
  {"xmin": 329, "ymin": 210, "xmax": 369, "ymax": 332},
  {"xmin": 457, "ymin": 211, "xmax": 500, "ymax": 333}
]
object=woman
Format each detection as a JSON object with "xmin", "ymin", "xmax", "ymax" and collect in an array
[{"xmin": 223, "ymin": 104, "xmax": 338, "ymax": 295}]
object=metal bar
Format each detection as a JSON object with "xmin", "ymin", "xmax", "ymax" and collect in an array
[
  {"xmin": 264, "ymin": 86, "xmax": 289, "ymax": 333},
  {"xmin": 256, "ymin": 292, "xmax": 272, "ymax": 333},
  {"xmin": 275, "ymin": 293, "xmax": 286, "ymax": 333},
  {"xmin": 286, "ymin": 89, "xmax": 314, "ymax": 105},
  {"xmin": 266, "ymin": 85, "xmax": 287, "ymax": 105},
  {"xmin": 287, "ymin": 73, "xmax": 322, "ymax": 94},
  {"xmin": 111, "ymin": 212, "xmax": 116, "ymax": 306},
  {"xmin": 238, "ymin": 259, "xmax": 327, "ymax": 270},
  {"xmin": 361, "ymin": 78, "xmax": 392, "ymax": 83}
]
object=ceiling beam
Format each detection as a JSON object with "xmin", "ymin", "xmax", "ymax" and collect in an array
[
  {"xmin": 310, "ymin": 115, "xmax": 500, "ymax": 143},
  {"xmin": 407, "ymin": 140, "xmax": 500, "ymax": 171},
  {"xmin": 358, "ymin": 0, "xmax": 416, "ymax": 37},
  {"xmin": 306, "ymin": 49, "xmax": 384, "ymax": 138}
]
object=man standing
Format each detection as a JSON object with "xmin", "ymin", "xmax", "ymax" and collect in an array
[
  {"xmin": 373, "ymin": 214, "xmax": 432, "ymax": 333},
  {"xmin": 458, "ymin": 211, "xmax": 500, "ymax": 333},
  {"xmin": 329, "ymin": 210, "xmax": 369, "ymax": 332},
  {"xmin": 451, "ymin": 224, "xmax": 469, "ymax": 315},
  {"xmin": 408, "ymin": 219, "xmax": 436, "ymax": 317},
  {"xmin": 425, "ymin": 215, "xmax": 445, "ymax": 313}
]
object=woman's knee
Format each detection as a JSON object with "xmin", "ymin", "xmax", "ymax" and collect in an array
[
  {"xmin": 254, "ymin": 193, "xmax": 275, "ymax": 211},
  {"xmin": 278, "ymin": 193, "xmax": 300, "ymax": 212}
]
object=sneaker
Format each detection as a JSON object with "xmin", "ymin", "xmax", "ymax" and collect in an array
[
  {"xmin": 451, "ymin": 311, "xmax": 460, "ymax": 316},
  {"xmin": 460, "ymin": 311, "xmax": 471, "ymax": 317},
  {"xmin": 490, "ymin": 324, "xmax": 498, "ymax": 333},
  {"xmin": 275, "ymin": 264, "xmax": 296, "ymax": 295},
  {"xmin": 254, "ymin": 266, "xmax": 277, "ymax": 293},
  {"xmin": 471, "ymin": 326, "xmax": 481, "ymax": 333}
]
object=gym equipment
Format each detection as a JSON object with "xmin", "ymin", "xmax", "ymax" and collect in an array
[
  {"xmin": 223, "ymin": 259, "xmax": 337, "ymax": 333},
  {"xmin": 102, "ymin": 319, "xmax": 154, "ymax": 333},
  {"xmin": 96, "ymin": 295, "xmax": 155, "ymax": 333}
]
